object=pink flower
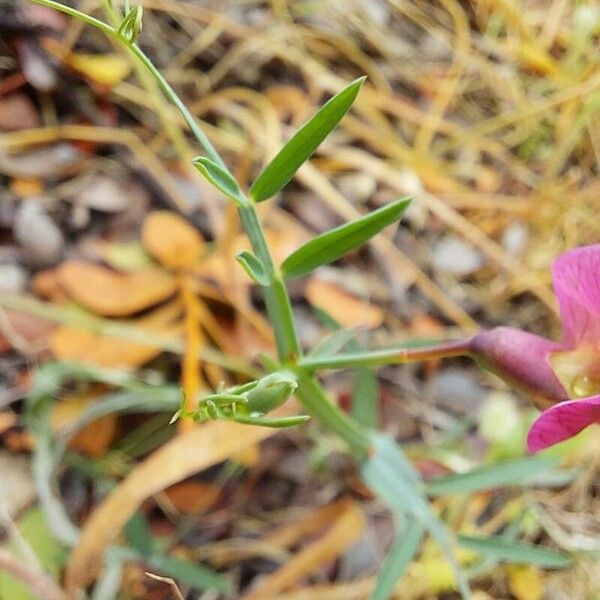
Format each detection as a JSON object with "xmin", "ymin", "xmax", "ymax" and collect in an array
[{"xmin": 470, "ymin": 245, "xmax": 600, "ymax": 452}]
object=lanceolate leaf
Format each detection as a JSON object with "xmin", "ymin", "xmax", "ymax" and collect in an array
[
  {"xmin": 281, "ymin": 198, "xmax": 411, "ymax": 279},
  {"xmin": 249, "ymin": 77, "xmax": 366, "ymax": 202},
  {"xmin": 371, "ymin": 521, "xmax": 424, "ymax": 600},
  {"xmin": 193, "ymin": 157, "xmax": 247, "ymax": 206},
  {"xmin": 236, "ymin": 251, "xmax": 270, "ymax": 286},
  {"xmin": 457, "ymin": 535, "xmax": 571, "ymax": 568}
]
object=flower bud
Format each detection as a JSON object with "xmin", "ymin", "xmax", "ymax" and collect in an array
[
  {"xmin": 469, "ymin": 327, "xmax": 567, "ymax": 408},
  {"xmin": 244, "ymin": 372, "xmax": 297, "ymax": 413}
]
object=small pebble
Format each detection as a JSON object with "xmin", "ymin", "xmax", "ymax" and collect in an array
[
  {"xmin": 432, "ymin": 235, "xmax": 484, "ymax": 276},
  {"xmin": 0, "ymin": 264, "xmax": 27, "ymax": 293},
  {"xmin": 429, "ymin": 367, "xmax": 485, "ymax": 413},
  {"xmin": 502, "ymin": 222, "xmax": 529, "ymax": 256},
  {"xmin": 14, "ymin": 200, "xmax": 64, "ymax": 268}
]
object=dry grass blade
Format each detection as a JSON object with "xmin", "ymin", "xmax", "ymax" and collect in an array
[
  {"xmin": 145, "ymin": 572, "xmax": 185, "ymax": 600},
  {"xmin": 241, "ymin": 499, "xmax": 365, "ymax": 600}
]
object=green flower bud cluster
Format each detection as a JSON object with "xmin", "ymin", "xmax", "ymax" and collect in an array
[{"xmin": 171, "ymin": 372, "xmax": 309, "ymax": 428}]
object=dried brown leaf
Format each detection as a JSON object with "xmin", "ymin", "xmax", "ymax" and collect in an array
[
  {"xmin": 57, "ymin": 261, "xmax": 177, "ymax": 317},
  {"xmin": 142, "ymin": 211, "xmax": 204, "ymax": 270},
  {"xmin": 305, "ymin": 278, "xmax": 384, "ymax": 329}
]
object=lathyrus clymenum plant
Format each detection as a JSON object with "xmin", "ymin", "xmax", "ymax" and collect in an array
[{"xmin": 30, "ymin": 1, "xmax": 581, "ymax": 598}]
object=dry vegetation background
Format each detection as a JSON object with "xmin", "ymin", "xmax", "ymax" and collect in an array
[{"xmin": 0, "ymin": 0, "xmax": 599, "ymax": 598}]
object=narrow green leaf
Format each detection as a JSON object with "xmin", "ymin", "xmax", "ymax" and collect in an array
[
  {"xmin": 235, "ymin": 251, "xmax": 270, "ymax": 286},
  {"xmin": 281, "ymin": 198, "xmax": 411, "ymax": 279},
  {"xmin": 309, "ymin": 326, "xmax": 362, "ymax": 357},
  {"xmin": 147, "ymin": 554, "xmax": 231, "ymax": 593},
  {"xmin": 361, "ymin": 434, "xmax": 470, "ymax": 599},
  {"xmin": 192, "ymin": 157, "xmax": 247, "ymax": 206},
  {"xmin": 457, "ymin": 535, "xmax": 571, "ymax": 568},
  {"xmin": 249, "ymin": 77, "xmax": 366, "ymax": 202},
  {"xmin": 424, "ymin": 455, "xmax": 561, "ymax": 496},
  {"xmin": 230, "ymin": 414, "xmax": 310, "ymax": 428},
  {"xmin": 125, "ymin": 513, "xmax": 153, "ymax": 557},
  {"xmin": 370, "ymin": 520, "xmax": 424, "ymax": 600}
]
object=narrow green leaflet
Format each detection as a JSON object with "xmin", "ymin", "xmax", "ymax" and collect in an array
[
  {"xmin": 424, "ymin": 454, "xmax": 562, "ymax": 496},
  {"xmin": 193, "ymin": 157, "xmax": 248, "ymax": 206},
  {"xmin": 229, "ymin": 414, "xmax": 310, "ymax": 428},
  {"xmin": 370, "ymin": 520, "xmax": 424, "ymax": 600},
  {"xmin": 457, "ymin": 535, "xmax": 571, "ymax": 568},
  {"xmin": 236, "ymin": 251, "xmax": 270, "ymax": 286},
  {"xmin": 281, "ymin": 198, "xmax": 411, "ymax": 279},
  {"xmin": 249, "ymin": 77, "xmax": 366, "ymax": 202},
  {"xmin": 116, "ymin": 5, "xmax": 143, "ymax": 43}
]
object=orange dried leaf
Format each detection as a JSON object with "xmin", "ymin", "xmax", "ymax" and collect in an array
[
  {"xmin": 163, "ymin": 481, "xmax": 221, "ymax": 515},
  {"xmin": 51, "ymin": 390, "xmax": 118, "ymax": 458},
  {"xmin": 50, "ymin": 300, "xmax": 182, "ymax": 368},
  {"xmin": 305, "ymin": 278, "xmax": 384, "ymax": 329},
  {"xmin": 50, "ymin": 327, "xmax": 165, "ymax": 369},
  {"xmin": 57, "ymin": 261, "xmax": 177, "ymax": 317},
  {"xmin": 0, "ymin": 411, "xmax": 16, "ymax": 435},
  {"xmin": 9, "ymin": 177, "xmax": 44, "ymax": 198},
  {"xmin": 70, "ymin": 415, "xmax": 118, "ymax": 458},
  {"xmin": 32, "ymin": 268, "xmax": 66, "ymax": 302},
  {"xmin": 142, "ymin": 211, "xmax": 204, "ymax": 270},
  {"xmin": 69, "ymin": 53, "xmax": 132, "ymax": 86}
]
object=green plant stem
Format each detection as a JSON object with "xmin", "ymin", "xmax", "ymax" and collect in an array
[
  {"xmin": 28, "ymin": 0, "xmax": 358, "ymax": 452},
  {"xmin": 30, "ymin": 0, "xmax": 224, "ymax": 170},
  {"xmin": 295, "ymin": 373, "xmax": 370, "ymax": 458},
  {"xmin": 300, "ymin": 339, "xmax": 473, "ymax": 371},
  {"xmin": 238, "ymin": 205, "xmax": 301, "ymax": 362}
]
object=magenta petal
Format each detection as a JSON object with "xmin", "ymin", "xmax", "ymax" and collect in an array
[
  {"xmin": 527, "ymin": 395, "xmax": 600, "ymax": 452},
  {"xmin": 552, "ymin": 244, "xmax": 600, "ymax": 347}
]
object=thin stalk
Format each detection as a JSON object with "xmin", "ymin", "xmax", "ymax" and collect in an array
[
  {"xmin": 238, "ymin": 205, "xmax": 301, "ymax": 362},
  {"xmin": 300, "ymin": 339, "xmax": 473, "ymax": 371},
  {"xmin": 29, "ymin": 0, "xmax": 224, "ymax": 169},
  {"xmin": 26, "ymin": 0, "xmax": 373, "ymax": 456}
]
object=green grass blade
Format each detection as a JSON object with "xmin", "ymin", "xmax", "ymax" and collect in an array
[
  {"xmin": 281, "ymin": 198, "xmax": 411, "ymax": 279},
  {"xmin": 249, "ymin": 77, "xmax": 366, "ymax": 202},
  {"xmin": 361, "ymin": 434, "xmax": 470, "ymax": 599},
  {"xmin": 457, "ymin": 535, "xmax": 571, "ymax": 568},
  {"xmin": 147, "ymin": 554, "xmax": 232, "ymax": 593},
  {"xmin": 424, "ymin": 455, "xmax": 561, "ymax": 496},
  {"xmin": 370, "ymin": 520, "xmax": 424, "ymax": 600}
]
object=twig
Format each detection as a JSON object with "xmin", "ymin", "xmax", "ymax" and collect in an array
[{"xmin": 145, "ymin": 571, "xmax": 185, "ymax": 600}]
